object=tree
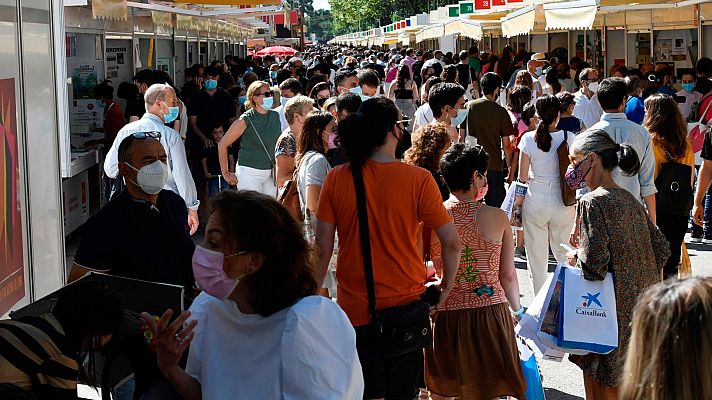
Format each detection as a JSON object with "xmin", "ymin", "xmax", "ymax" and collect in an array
[
  {"xmin": 328, "ymin": 0, "xmax": 437, "ymax": 36},
  {"xmin": 306, "ymin": 9, "xmax": 334, "ymax": 43}
]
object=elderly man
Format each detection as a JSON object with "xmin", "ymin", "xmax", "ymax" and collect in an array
[
  {"xmin": 104, "ymin": 83, "xmax": 200, "ymax": 234},
  {"xmin": 71, "ymin": 134, "xmax": 195, "ymax": 291},
  {"xmin": 573, "ymin": 68, "xmax": 604, "ymax": 130}
]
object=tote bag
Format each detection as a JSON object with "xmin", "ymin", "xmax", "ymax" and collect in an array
[{"xmin": 557, "ymin": 266, "xmax": 618, "ymax": 354}]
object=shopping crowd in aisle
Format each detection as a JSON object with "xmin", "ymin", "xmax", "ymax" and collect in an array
[{"xmin": 2, "ymin": 43, "xmax": 712, "ymax": 400}]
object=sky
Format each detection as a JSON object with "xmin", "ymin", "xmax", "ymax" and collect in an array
[{"xmin": 312, "ymin": 0, "xmax": 330, "ymax": 10}]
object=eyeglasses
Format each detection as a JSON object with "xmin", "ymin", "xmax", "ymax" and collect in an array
[
  {"xmin": 568, "ymin": 153, "xmax": 590, "ymax": 168},
  {"xmin": 256, "ymin": 91, "xmax": 274, "ymax": 98},
  {"xmin": 396, "ymin": 119, "xmax": 411, "ymax": 129},
  {"xmin": 131, "ymin": 131, "xmax": 161, "ymax": 140}
]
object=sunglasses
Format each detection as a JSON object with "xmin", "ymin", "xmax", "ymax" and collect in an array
[
  {"xmin": 256, "ymin": 91, "xmax": 273, "ymax": 98},
  {"xmin": 131, "ymin": 131, "xmax": 161, "ymax": 140},
  {"xmin": 396, "ymin": 119, "xmax": 411, "ymax": 129}
]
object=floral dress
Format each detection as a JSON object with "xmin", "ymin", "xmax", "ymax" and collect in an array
[{"xmin": 570, "ymin": 187, "xmax": 670, "ymax": 387}]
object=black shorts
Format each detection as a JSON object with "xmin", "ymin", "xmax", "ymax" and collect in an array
[{"xmin": 355, "ymin": 325, "xmax": 421, "ymax": 400}]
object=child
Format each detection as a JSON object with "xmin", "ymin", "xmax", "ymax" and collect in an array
[{"xmin": 202, "ymin": 121, "xmax": 233, "ymax": 197}]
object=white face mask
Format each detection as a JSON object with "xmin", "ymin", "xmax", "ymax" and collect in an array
[
  {"xmin": 587, "ymin": 82, "xmax": 599, "ymax": 94},
  {"xmin": 126, "ymin": 160, "xmax": 168, "ymax": 195}
]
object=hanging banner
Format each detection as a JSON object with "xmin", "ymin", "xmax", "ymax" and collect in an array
[
  {"xmin": 151, "ymin": 11, "xmax": 173, "ymax": 28},
  {"xmin": 91, "ymin": 0, "xmax": 128, "ymax": 20},
  {"xmin": 448, "ymin": 6, "xmax": 460, "ymax": 18},
  {"xmin": 176, "ymin": 14, "xmax": 192, "ymax": 30},
  {"xmin": 475, "ymin": 0, "xmax": 491, "ymax": 10},
  {"xmin": 0, "ymin": 78, "xmax": 25, "ymax": 316},
  {"xmin": 460, "ymin": 2, "xmax": 475, "ymax": 14},
  {"xmin": 492, "ymin": 0, "xmax": 506, "ymax": 6}
]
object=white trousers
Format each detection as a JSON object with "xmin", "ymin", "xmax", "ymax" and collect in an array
[
  {"xmin": 522, "ymin": 179, "xmax": 576, "ymax": 294},
  {"xmin": 237, "ymin": 165, "xmax": 277, "ymax": 198}
]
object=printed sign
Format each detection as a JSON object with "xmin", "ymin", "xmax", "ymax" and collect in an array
[{"xmin": 475, "ymin": 0, "xmax": 491, "ymax": 10}]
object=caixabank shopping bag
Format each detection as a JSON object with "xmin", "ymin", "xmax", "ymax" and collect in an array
[{"xmin": 556, "ymin": 267, "xmax": 618, "ymax": 354}]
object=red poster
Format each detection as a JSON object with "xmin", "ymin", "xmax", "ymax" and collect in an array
[
  {"xmin": 0, "ymin": 78, "xmax": 24, "ymax": 316},
  {"xmin": 492, "ymin": 0, "xmax": 506, "ymax": 5},
  {"xmin": 508, "ymin": 0, "xmax": 522, "ymax": 3},
  {"xmin": 475, "ymin": 0, "xmax": 491, "ymax": 10}
]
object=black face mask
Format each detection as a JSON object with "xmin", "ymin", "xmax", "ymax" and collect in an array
[
  {"xmin": 296, "ymin": 67, "xmax": 306, "ymax": 77},
  {"xmin": 316, "ymin": 97, "xmax": 327, "ymax": 107}
]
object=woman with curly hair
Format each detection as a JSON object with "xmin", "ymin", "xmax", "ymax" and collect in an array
[{"xmin": 405, "ymin": 122, "xmax": 452, "ymax": 200}]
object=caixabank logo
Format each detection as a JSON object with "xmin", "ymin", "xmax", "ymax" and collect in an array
[{"xmin": 575, "ymin": 292, "xmax": 608, "ymax": 318}]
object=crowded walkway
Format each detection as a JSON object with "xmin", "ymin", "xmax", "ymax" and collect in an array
[{"xmin": 3, "ymin": 40, "xmax": 712, "ymax": 400}]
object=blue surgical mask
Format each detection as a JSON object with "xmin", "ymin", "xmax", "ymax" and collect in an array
[
  {"xmin": 270, "ymin": 71, "xmax": 278, "ymax": 80},
  {"xmin": 682, "ymin": 82, "xmax": 695, "ymax": 93},
  {"xmin": 238, "ymin": 95, "xmax": 247, "ymax": 105},
  {"xmin": 262, "ymin": 97, "xmax": 274, "ymax": 109},
  {"xmin": 164, "ymin": 106, "xmax": 179, "ymax": 123},
  {"xmin": 350, "ymin": 86, "xmax": 363, "ymax": 96},
  {"xmin": 360, "ymin": 94, "xmax": 372, "ymax": 101},
  {"xmin": 535, "ymin": 67, "xmax": 543, "ymax": 77},
  {"xmin": 204, "ymin": 79, "xmax": 218, "ymax": 90},
  {"xmin": 280, "ymin": 96, "xmax": 290, "ymax": 107},
  {"xmin": 451, "ymin": 108, "xmax": 468, "ymax": 127}
]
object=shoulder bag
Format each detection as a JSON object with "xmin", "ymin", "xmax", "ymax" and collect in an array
[
  {"xmin": 655, "ymin": 150, "xmax": 693, "ymax": 216},
  {"xmin": 245, "ymin": 116, "xmax": 276, "ymax": 185},
  {"xmin": 277, "ymin": 169, "xmax": 302, "ymax": 222},
  {"xmin": 557, "ymin": 130, "xmax": 577, "ymax": 206},
  {"xmin": 351, "ymin": 164, "xmax": 433, "ymax": 358}
]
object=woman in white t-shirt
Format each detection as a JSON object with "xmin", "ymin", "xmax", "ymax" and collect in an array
[
  {"xmin": 141, "ymin": 190, "xmax": 363, "ymax": 400},
  {"xmin": 518, "ymin": 95, "xmax": 576, "ymax": 293}
]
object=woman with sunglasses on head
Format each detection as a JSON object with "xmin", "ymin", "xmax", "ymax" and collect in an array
[
  {"xmin": 518, "ymin": 95, "xmax": 577, "ymax": 293},
  {"xmin": 565, "ymin": 129, "xmax": 669, "ymax": 400},
  {"xmin": 142, "ymin": 190, "xmax": 363, "ymax": 400},
  {"xmin": 425, "ymin": 143, "xmax": 526, "ymax": 400},
  {"xmin": 219, "ymin": 81, "xmax": 282, "ymax": 196}
]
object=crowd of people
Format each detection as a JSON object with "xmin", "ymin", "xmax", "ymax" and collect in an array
[{"xmin": 2, "ymin": 43, "xmax": 712, "ymax": 400}]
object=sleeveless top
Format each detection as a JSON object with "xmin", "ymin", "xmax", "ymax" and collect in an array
[
  {"xmin": 432, "ymin": 199, "xmax": 507, "ymax": 311},
  {"xmin": 394, "ymin": 81, "xmax": 414, "ymax": 100}
]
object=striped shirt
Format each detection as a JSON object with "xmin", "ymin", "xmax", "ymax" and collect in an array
[{"xmin": 0, "ymin": 314, "xmax": 79, "ymax": 399}]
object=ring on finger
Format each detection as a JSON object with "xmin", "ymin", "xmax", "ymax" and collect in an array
[{"xmin": 175, "ymin": 333, "xmax": 183, "ymax": 343}]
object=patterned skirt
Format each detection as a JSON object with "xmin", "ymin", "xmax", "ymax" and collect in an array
[{"xmin": 425, "ymin": 303, "xmax": 527, "ymax": 400}]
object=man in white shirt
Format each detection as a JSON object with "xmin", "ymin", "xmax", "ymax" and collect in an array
[
  {"xmin": 573, "ymin": 68, "xmax": 604, "ymax": 130},
  {"xmin": 677, "ymin": 72, "xmax": 701, "ymax": 121},
  {"xmin": 105, "ymin": 83, "xmax": 200, "ymax": 234},
  {"xmin": 275, "ymin": 78, "xmax": 303, "ymax": 132}
]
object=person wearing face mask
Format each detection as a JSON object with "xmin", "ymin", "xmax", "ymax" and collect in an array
[
  {"xmin": 355, "ymin": 70, "xmax": 380, "ymax": 101},
  {"xmin": 527, "ymin": 59, "xmax": 545, "ymax": 99},
  {"xmin": 676, "ymin": 72, "xmax": 700, "ymax": 121},
  {"xmin": 72, "ymin": 134, "xmax": 196, "ymax": 291},
  {"xmin": 465, "ymin": 72, "xmax": 515, "ymax": 207},
  {"xmin": 316, "ymin": 97, "xmax": 461, "ymax": 400},
  {"xmin": 142, "ymin": 190, "xmax": 364, "ymax": 400},
  {"xmin": 517, "ymin": 95, "xmax": 577, "ymax": 293},
  {"xmin": 275, "ymin": 78, "xmax": 304, "ymax": 132},
  {"xmin": 128, "ymin": 69, "xmax": 156, "ymax": 122},
  {"xmin": 428, "ymin": 82, "xmax": 467, "ymax": 144},
  {"xmin": 425, "ymin": 143, "xmax": 526, "ymax": 400},
  {"xmin": 573, "ymin": 68, "xmax": 604, "ymax": 130},
  {"xmin": 104, "ymin": 83, "xmax": 201, "ymax": 234},
  {"xmin": 219, "ymin": 81, "xmax": 281, "ymax": 197},
  {"xmin": 309, "ymin": 82, "xmax": 332, "ymax": 108},
  {"xmin": 275, "ymin": 95, "xmax": 313, "ymax": 188},
  {"xmin": 564, "ymin": 129, "xmax": 669, "ymax": 400},
  {"xmin": 287, "ymin": 57, "xmax": 309, "ymax": 90},
  {"xmin": 334, "ymin": 69, "xmax": 359, "ymax": 95},
  {"xmin": 404, "ymin": 123, "xmax": 453, "ymax": 201},
  {"xmin": 624, "ymin": 76, "xmax": 645, "ymax": 125}
]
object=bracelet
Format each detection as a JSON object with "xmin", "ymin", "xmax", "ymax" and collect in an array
[{"xmin": 511, "ymin": 306, "xmax": 524, "ymax": 316}]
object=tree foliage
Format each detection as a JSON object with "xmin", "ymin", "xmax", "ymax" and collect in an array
[{"xmin": 329, "ymin": 0, "xmax": 445, "ymax": 35}]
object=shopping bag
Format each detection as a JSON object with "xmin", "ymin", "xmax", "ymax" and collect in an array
[
  {"xmin": 536, "ymin": 263, "xmax": 588, "ymax": 356},
  {"xmin": 557, "ymin": 267, "xmax": 618, "ymax": 354},
  {"xmin": 517, "ymin": 337, "xmax": 546, "ymax": 400},
  {"xmin": 501, "ymin": 182, "xmax": 528, "ymax": 230},
  {"xmin": 515, "ymin": 272, "xmax": 565, "ymax": 362}
]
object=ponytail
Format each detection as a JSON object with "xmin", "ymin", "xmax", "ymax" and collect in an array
[
  {"xmin": 617, "ymin": 143, "xmax": 641, "ymax": 176},
  {"xmin": 534, "ymin": 95, "xmax": 560, "ymax": 152},
  {"xmin": 336, "ymin": 97, "xmax": 399, "ymax": 167}
]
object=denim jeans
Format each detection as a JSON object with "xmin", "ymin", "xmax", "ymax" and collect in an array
[{"xmin": 207, "ymin": 176, "xmax": 229, "ymax": 197}]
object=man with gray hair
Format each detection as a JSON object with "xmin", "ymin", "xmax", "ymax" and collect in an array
[{"xmin": 104, "ymin": 83, "xmax": 200, "ymax": 234}]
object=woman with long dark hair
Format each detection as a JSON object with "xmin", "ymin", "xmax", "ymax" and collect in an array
[
  {"xmin": 643, "ymin": 94, "xmax": 695, "ymax": 278},
  {"xmin": 315, "ymin": 97, "xmax": 461, "ymax": 399},
  {"xmin": 388, "ymin": 64, "xmax": 419, "ymax": 120},
  {"xmin": 566, "ymin": 129, "xmax": 669, "ymax": 400},
  {"xmin": 518, "ymin": 95, "xmax": 577, "ymax": 292}
]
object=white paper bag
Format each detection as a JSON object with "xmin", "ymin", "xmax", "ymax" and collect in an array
[
  {"xmin": 515, "ymin": 270, "xmax": 565, "ymax": 362},
  {"xmin": 557, "ymin": 267, "xmax": 618, "ymax": 354}
]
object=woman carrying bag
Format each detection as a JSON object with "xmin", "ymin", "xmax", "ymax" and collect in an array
[
  {"xmin": 518, "ymin": 95, "xmax": 577, "ymax": 293},
  {"xmin": 219, "ymin": 81, "xmax": 282, "ymax": 197},
  {"xmin": 565, "ymin": 129, "xmax": 670, "ymax": 400}
]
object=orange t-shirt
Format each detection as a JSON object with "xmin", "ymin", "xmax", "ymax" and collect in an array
[{"xmin": 317, "ymin": 160, "xmax": 452, "ymax": 326}]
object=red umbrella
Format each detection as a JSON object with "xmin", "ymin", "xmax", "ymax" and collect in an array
[{"xmin": 254, "ymin": 46, "xmax": 298, "ymax": 57}]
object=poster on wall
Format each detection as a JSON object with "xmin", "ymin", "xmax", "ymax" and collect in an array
[
  {"xmin": 70, "ymin": 63, "xmax": 104, "ymax": 132},
  {"xmin": 156, "ymin": 57, "xmax": 173, "ymax": 78},
  {"xmin": 0, "ymin": 78, "xmax": 25, "ymax": 315},
  {"xmin": 655, "ymin": 38, "xmax": 673, "ymax": 61},
  {"xmin": 106, "ymin": 46, "xmax": 128, "ymax": 80}
]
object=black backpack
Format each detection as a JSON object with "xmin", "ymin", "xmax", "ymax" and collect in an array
[{"xmin": 655, "ymin": 155, "xmax": 693, "ymax": 216}]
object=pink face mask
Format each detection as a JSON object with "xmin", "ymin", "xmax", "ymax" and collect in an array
[
  {"xmin": 192, "ymin": 245, "xmax": 244, "ymax": 300},
  {"xmin": 476, "ymin": 183, "xmax": 488, "ymax": 201},
  {"xmin": 327, "ymin": 132, "xmax": 337, "ymax": 149}
]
